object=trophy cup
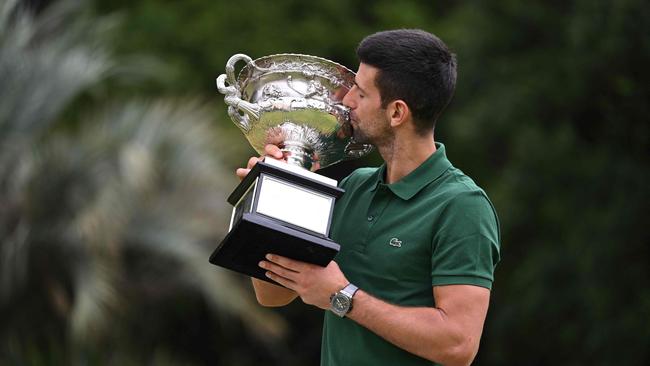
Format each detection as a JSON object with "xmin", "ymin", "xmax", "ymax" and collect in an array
[{"xmin": 209, "ymin": 53, "xmax": 372, "ymax": 284}]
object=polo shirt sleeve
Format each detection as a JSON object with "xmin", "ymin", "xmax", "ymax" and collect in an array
[{"xmin": 431, "ymin": 190, "xmax": 501, "ymax": 289}]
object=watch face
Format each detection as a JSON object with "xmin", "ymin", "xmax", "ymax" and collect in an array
[{"xmin": 332, "ymin": 294, "xmax": 351, "ymax": 315}]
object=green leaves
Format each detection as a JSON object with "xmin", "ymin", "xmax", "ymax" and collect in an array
[{"xmin": 1, "ymin": 2, "xmax": 286, "ymax": 364}]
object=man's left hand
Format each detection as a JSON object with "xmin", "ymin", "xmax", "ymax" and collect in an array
[{"xmin": 259, "ymin": 254, "xmax": 348, "ymax": 310}]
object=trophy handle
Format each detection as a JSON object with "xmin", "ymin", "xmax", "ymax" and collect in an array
[{"xmin": 216, "ymin": 54, "xmax": 263, "ymax": 131}]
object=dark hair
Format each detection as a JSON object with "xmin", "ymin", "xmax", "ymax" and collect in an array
[{"xmin": 356, "ymin": 29, "xmax": 457, "ymax": 133}]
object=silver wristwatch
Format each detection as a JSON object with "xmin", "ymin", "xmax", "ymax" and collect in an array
[{"xmin": 329, "ymin": 283, "xmax": 359, "ymax": 317}]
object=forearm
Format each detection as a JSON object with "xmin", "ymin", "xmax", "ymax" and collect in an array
[
  {"xmin": 347, "ymin": 290, "xmax": 478, "ymax": 366},
  {"xmin": 258, "ymin": 254, "xmax": 488, "ymax": 364},
  {"xmin": 251, "ymin": 278, "xmax": 298, "ymax": 307}
]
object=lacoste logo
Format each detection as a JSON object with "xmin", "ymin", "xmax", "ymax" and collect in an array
[{"xmin": 389, "ymin": 237, "xmax": 402, "ymax": 248}]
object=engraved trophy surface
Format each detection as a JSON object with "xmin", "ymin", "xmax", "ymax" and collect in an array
[{"xmin": 209, "ymin": 53, "xmax": 372, "ymax": 284}]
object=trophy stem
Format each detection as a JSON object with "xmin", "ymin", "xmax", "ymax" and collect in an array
[{"xmin": 282, "ymin": 140, "xmax": 313, "ymax": 170}]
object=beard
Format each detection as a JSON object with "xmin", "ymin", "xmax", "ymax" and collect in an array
[
  {"xmin": 350, "ymin": 114, "xmax": 391, "ymax": 147},
  {"xmin": 351, "ymin": 123, "xmax": 372, "ymax": 145}
]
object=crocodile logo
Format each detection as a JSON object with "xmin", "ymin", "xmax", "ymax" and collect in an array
[{"xmin": 389, "ymin": 237, "xmax": 402, "ymax": 248}]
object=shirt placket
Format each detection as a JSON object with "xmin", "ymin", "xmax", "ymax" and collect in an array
[{"xmin": 354, "ymin": 184, "xmax": 392, "ymax": 252}]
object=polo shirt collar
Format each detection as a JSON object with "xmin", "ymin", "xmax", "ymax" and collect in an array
[{"xmin": 371, "ymin": 142, "xmax": 452, "ymax": 200}]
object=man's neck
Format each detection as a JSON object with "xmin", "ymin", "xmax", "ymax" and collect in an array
[{"xmin": 377, "ymin": 133, "xmax": 437, "ymax": 184}]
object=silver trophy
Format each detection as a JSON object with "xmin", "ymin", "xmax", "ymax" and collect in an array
[{"xmin": 209, "ymin": 53, "xmax": 372, "ymax": 283}]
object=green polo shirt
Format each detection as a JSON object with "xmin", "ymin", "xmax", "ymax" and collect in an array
[{"xmin": 321, "ymin": 142, "xmax": 500, "ymax": 366}]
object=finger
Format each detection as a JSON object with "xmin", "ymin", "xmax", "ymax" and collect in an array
[
  {"xmin": 266, "ymin": 254, "xmax": 306, "ymax": 272},
  {"xmin": 264, "ymin": 144, "xmax": 284, "ymax": 159},
  {"xmin": 259, "ymin": 260, "xmax": 298, "ymax": 281},
  {"xmin": 265, "ymin": 271, "xmax": 296, "ymax": 290},
  {"xmin": 236, "ymin": 168, "xmax": 250, "ymax": 180},
  {"xmin": 247, "ymin": 156, "xmax": 261, "ymax": 169}
]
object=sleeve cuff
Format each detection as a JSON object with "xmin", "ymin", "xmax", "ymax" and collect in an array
[{"xmin": 432, "ymin": 275, "xmax": 493, "ymax": 290}]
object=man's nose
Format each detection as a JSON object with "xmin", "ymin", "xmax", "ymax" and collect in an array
[{"xmin": 342, "ymin": 89, "xmax": 355, "ymax": 108}]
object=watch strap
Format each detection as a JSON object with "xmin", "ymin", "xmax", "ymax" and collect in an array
[{"xmin": 340, "ymin": 283, "xmax": 359, "ymax": 298}]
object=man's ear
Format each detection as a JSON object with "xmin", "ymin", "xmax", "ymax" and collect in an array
[{"xmin": 387, "ymin": 100, "xmax": 410, "ymax": 128}]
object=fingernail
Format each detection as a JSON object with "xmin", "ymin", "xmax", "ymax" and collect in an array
[
  {"xmin": 258, "ymin": 261, "xmax": 266, "ymax": 268},
  {"xmin": 265, "ymin": 254, "xmax": 272, "ymax": 260},
  {"xmin": 265, "ymin": 271, "xmax": 272, "ymax": 278}
]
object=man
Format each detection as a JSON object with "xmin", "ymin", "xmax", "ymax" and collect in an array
[{"xmin": 237, "ymin": 29, "xmax": 500, "ymax": 366}]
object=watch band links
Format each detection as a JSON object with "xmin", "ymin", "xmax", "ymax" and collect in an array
[{"xmin": 341, "ymin": 283, "xmax": 359, "ymax": 298}]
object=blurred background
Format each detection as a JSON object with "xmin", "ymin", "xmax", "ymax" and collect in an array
[{"xmin": 0, "ymin": 0, "xmax": 648, "ymax": 365}]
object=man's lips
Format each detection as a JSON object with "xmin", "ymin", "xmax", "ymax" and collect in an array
[{"xmin": 346, "ymin": 116, "xmax": 356, "ymax": 136}]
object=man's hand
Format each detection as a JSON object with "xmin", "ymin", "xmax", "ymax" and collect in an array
[
  {"xmin": 259, "ymin": 254, "xmax": 348, "ymax": 309},
  {"xmin": 235, "ymin": 144, "xmax": 284, "ymax": 180},
  {"xmin": 235, "ymin": 143, "xmax": 322, "ymax": 180}
]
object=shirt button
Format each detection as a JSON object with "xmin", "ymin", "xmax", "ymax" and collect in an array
[{"xmin": 367, "ymin": 215, "xmax": 374, "ymax": 222}]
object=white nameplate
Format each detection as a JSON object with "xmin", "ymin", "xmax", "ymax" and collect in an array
[{"xmin": 256, "ymin": 175, "xmax": 333, "ymax": 235}]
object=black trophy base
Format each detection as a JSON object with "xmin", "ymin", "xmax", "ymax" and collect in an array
[{"xmin": 209, "ymin": 213, "xmax": 340, "ymax": 285}]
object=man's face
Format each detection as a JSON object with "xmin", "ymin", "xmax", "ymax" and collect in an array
[{"xmin": 342, "ymin": 63, "xmax": 391, "ymax": 146}]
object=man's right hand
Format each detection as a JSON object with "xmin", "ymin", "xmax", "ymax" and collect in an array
[{"xmin": 235, "ymin": 144, "xmax": 285, "ymax": 180}]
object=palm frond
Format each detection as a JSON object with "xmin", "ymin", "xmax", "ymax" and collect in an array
[{"xmin": 0, "ymin": 1, "xmax": 286, "ymax": 362}]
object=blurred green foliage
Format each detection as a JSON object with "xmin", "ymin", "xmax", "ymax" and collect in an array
[
  {"xmin": 1, "ymin": 1, "xmax": 285, "ymax": 365},
  {"xmin": 1, "ymin": 0, "xmax": 648, "ymax": 365}
]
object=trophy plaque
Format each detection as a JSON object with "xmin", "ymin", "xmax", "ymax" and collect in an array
[{"xmin": 209, "ymin": 53, "xmax": 372, "ymax": 284}]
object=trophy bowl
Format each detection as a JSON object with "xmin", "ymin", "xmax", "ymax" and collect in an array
[{"xmin": 216, "ymin": 53, "xmax": 373, "ymax": 170}]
